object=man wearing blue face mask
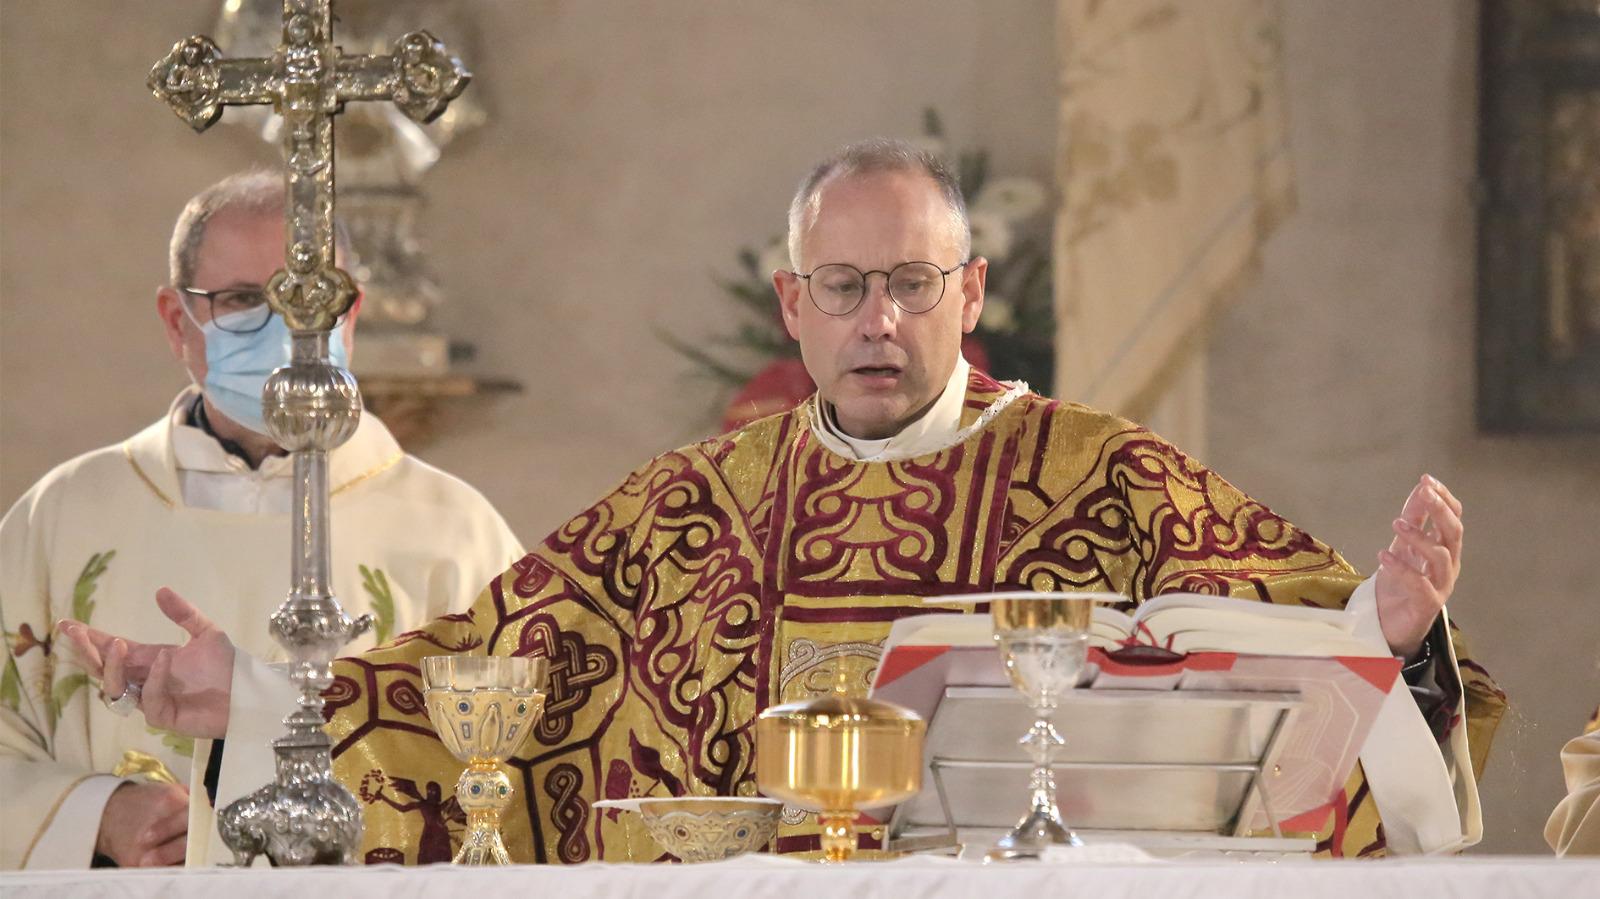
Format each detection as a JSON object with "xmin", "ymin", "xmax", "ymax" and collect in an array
[
  {"xmin": 0, "ymin": 171, "xmax": 524, "ymax": 870},
  {"xmin": 171, "ymin": 275, "xmax": 353, "ymax": 453}
]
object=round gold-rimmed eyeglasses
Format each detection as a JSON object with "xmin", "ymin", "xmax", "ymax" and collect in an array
[{"xmin": 793, "ymin": 260, "xmax": 968, "ymax": 316}]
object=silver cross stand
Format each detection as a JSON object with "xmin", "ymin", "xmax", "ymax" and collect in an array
[{"xmin": 147, "ymin": 0, "xmax": 469, "ymax": 866}]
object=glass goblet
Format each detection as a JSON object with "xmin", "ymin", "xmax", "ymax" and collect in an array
[
  {"xmin": 983, "ymin": 592, "xmax": 1105, "ymax": 862},
  {"xmin": 422, "ymin": 655, "xmax": 548, "ymax": 865}
]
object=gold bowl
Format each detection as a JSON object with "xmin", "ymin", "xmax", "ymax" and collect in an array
[
  {"xmin": 592, "ymin": 797, "xmax": 782, "ymax": 862},
  {"xmin": 755, "ymin": 692, "xmax": 925, "ymax": 863}
]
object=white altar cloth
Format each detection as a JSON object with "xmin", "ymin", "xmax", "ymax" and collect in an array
[{"xmin": 5, "ymin": 856, "xmax": 1596, "ymax": 899}]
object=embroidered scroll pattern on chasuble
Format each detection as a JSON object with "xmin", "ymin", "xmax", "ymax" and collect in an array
[{"xmin": 320, "ymin": 369, "xmax": 1504, "ymax": 863}]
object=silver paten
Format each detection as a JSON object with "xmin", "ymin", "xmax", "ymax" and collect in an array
[{"xmin": 148, "ymin": 0, "xmax": 470, "ymax": 867}]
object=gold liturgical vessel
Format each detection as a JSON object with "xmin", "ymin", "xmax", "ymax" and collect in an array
[
  {"xmin": 422, "ymin": 656, "xmax": 549, "ymax": 864},
  {"xmin": 755, "ymin": 675, "xmax": 925, "ymax": 863}
]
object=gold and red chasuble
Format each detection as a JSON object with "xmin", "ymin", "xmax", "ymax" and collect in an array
[{"xmin": 324, "ymin": 369, "xmax": 1505, "ymax": 864}]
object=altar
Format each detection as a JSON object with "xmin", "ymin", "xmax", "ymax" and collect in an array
[{"xmin": 6, "ymin": 856, "xmax": 1598, "ymax": 899}]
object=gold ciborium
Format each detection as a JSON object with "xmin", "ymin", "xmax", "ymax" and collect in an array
[
  {"xmin": 755, "ymin": 680, "xmax": 924, "ymax": 863},
  {"xmin": 980, "ymin": 591, "xmax": 1112, "ymax": 862},
  {"xmin": 422, "ymin": 655, "xmax": 549, "ymax": 864}
]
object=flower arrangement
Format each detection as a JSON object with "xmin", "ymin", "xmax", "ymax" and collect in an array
[{"xmin": 663, "ymin": 110, "xmax": 1055, "ymax": 430}]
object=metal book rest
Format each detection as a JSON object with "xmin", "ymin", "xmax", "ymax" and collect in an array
[{"xmin": 886, "ymin": 686, "xmax": 1317, "ymax": 858}]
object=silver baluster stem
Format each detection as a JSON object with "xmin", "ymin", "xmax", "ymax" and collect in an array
[{"xmin": 988, "ymin": 629, "xmax": 1087, "ymax": 862}]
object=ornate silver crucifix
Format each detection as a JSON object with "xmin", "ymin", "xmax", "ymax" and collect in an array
[{"xmin": 148, "ymin": 0, "xmax": 469, "ymax": 867}]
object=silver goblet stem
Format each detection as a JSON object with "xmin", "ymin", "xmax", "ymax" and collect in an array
[{"xmin": 1000, "ymin": 703, "xmax": 1081, "ymax": 857}]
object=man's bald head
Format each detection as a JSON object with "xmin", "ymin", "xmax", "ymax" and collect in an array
[
  {"xmin": 167, "ymin": 170, "xmax": 352, "ymax": 287},
  {"xmin": 785, "ymin": 138, "xmax": 970, "ymax": 274},
  {"xmin": 168, "ymin": 170, "xmax": 285, "ymax": 288}
]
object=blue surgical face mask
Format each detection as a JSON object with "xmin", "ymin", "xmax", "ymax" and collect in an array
[{"xmin": 192, "ymin": 308, "xmax": 350, "ymax": 436}]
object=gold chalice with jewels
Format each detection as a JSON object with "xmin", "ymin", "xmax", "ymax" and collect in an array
[
  {"xmin": 755, "ymin": 677, "xmax": 925, "ymax": 863},
  {"xmin": 978, "ymin": 591, "xmax": 1113, "ymax": 862},
  {"xmin": 422, "ymin": 655, "xmax": 549, "ymax": 865}
]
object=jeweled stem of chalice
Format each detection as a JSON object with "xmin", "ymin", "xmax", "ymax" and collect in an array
[
  {"xmin": 422, "ymin": 656, "xmax": 548, "ymax": 866},
  {"xmin": 453, "ymin": 761, "xmax": 516, "ymax": 864},
  {"xmin": 986, "ymin": 594, "xmax": 1097, "ymax": 862}
]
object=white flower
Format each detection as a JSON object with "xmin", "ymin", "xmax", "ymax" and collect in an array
[
  {"xmin": 972, "ymin": 176, "xmax": 1047, "ymax": 222},
  {"xmin": 757, "ymin": 236, "xmax": 793, "ymax": 277},
  {"xmin": 982, "ymin": 294, "xmax": 1016, "ymax": 333},
  {"xmin": 968, "ymin": 210, "xmax": 1014, "ymax": 261}
]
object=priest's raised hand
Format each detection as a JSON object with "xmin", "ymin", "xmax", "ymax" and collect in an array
[
  {"xmin": 57, "ymin": 588, "xmax": 235, "ymax": 741},
  {"xmin": 1374, "ymin": 474, "xmax": 1465, "ymax": 658}
]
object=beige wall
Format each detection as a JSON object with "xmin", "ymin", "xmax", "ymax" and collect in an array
[
  {"xmin": 1, "ymin": 0, "xmax": 1592, "ymax": 856},
  {"xmin": 1209, "ymin": 1, "xmax": 1600, "ymax": 854}
]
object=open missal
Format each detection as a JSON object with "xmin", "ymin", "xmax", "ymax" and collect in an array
[{"xmin": 870, "ymin": 595, "xmax": 1403, "ymax": 835}]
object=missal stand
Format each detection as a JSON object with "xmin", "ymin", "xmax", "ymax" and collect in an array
[
  {"xmin": 869, "ymin": 610, "xmax": 1404, "ymax": 862},
  {"xmin": 884, "ymin": 685, "xmax": 1317, "ymax": 858}
]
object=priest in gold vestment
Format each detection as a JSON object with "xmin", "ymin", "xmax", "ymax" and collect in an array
[{"xmin": 63, "ymin": 139, "xmax": 1504, "ymax": 865}]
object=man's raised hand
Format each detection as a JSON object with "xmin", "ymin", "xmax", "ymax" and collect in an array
[
  {"xmin": 1374, "ymin": 474, "xmax": 1464, "ymax": 658},
  {"xmin": 56, "ymin": 588, "xmax": 235, "ymax": 739}
]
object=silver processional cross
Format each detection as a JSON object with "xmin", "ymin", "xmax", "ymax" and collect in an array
[{"xmin": 147, "ymin": 0, "xmax": 469, "ymax": 866}]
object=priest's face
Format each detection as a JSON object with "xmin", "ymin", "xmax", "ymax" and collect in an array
[
  {"xmin": 157, "ymin": 207, "xmax": 358, "ymax": 389},
  {"xmin": 776, "ymin": 170, "xmax": 986, "ymax": 439}
]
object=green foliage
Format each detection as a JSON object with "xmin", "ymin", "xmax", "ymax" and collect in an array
[
  {"xmin": 0, "ymin": 655, "xmax": 21, "ymax": 713},
  {"xmin": 977, "ymin": 236, "xmax": 1057, "ymax": 391},
  {"xmin": 359, "ymin": 564, "xmax": 396, "ymax": 646},
  {"xmin": 71, "ymin": 550, "xmax": 115, "ymax": 625}
]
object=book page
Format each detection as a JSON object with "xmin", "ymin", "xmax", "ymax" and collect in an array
[
  {"xmin": 1165, "ymin": 628, "xmax": 1383, "ymax": 657},
  {"xmin": 881, "ymin": 608, "xmax": 1139, "ymax": 650},
  {"xmin": 879, "ymin": 595, "xmax": 1371, "ymax": 659},
  {"xmin": 1127, "ymin": 593, "xmax": 1371, "ymax": 656},
  {"xmin": 1132, "ymin": 592, "xmax": 1354, "ymax": 631}
]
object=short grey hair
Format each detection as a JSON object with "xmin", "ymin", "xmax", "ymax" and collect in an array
[
  {"xmin": 167, "ymin": 170, "xmax": 352, "ymax": 286},
  {"xmin": 785, "ymin": 138, "xmax": 970, "ymax": 272},
  {"xmin": 168, "ymin": 170, "xmax": 284, "ymax": 287}
]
